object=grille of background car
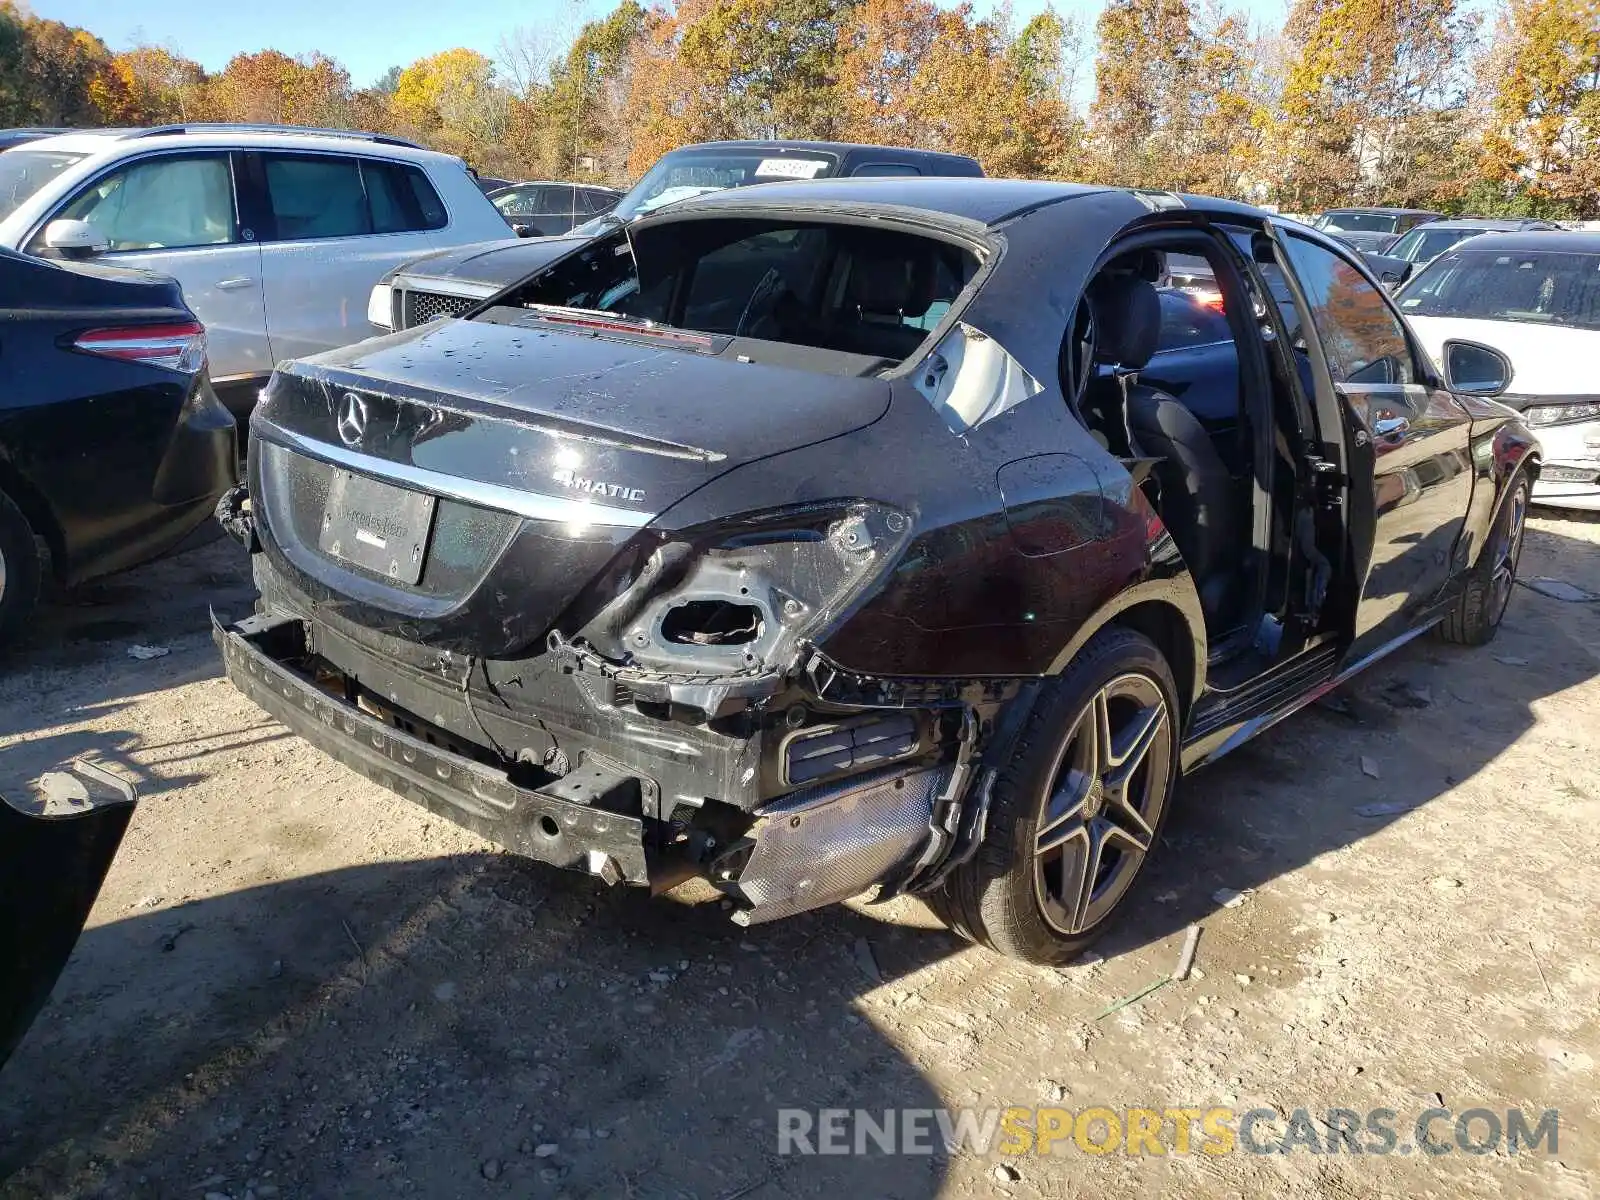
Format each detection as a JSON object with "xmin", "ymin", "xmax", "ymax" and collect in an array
[{"xmin": 402, "ymin": 290, "xmax": 477, "ymax": 326}]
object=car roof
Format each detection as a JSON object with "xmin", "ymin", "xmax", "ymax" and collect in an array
[
  {"xmin": 662, "ymin": 175, "xmax": 1269, "ymax": 229},
  {"xmin": 1439, "ymin": 230, "xmax": 1599, "ymax": 253},
  {"xmin": 1324, "ymin": 206, "xmax": 1441, "ymax": 215},
  {"xmin": 16, "ymin": 125, "xmax": 460, "ymax": 166},
  {"xmin": 672, "ymin": 139, "xmax": 981, "ymax": 164},
  {"xmin": 1415, "ymin": 218, "xmax": 1555, "ymax": 231},
  {"xmin": 491, "ymin": 180, "xmax": 620, "ymax": 190}
]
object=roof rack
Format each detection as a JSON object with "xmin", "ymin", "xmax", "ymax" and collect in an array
[{"xmin": 123, "ymin": 123, "xmax": 424, "ymax": 149}]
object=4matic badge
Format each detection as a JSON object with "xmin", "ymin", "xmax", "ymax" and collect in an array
[{"xmin": 552, "ymin": 469, "xmax": 645, "ymax": 503}]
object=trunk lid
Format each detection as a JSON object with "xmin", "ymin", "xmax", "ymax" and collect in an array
[{"xmin": 250, "ymin": 316, "xmax": 890, "ymax": 655}]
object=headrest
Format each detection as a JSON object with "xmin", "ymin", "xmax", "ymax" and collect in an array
[
  {"xmin": 845, "ymin": 248, "xmax": 936, "ymax": 318},
  {"xmin": 1087, "ymin": 271, "xmax": 1162, "ymax": 370}
]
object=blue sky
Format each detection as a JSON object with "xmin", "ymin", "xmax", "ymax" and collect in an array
[{"xmin": 32, "ymin": 0, "xmax": 1289, "ymax": 89}]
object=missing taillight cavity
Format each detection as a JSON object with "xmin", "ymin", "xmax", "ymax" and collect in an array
[{"xmin": 661, "ymin": 601, "xmax": 764, "ymax": 646}]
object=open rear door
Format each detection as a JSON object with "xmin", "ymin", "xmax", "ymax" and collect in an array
[{"xmin": 0, "ymin": 762, "xmax": 136, "ymax": 1070}]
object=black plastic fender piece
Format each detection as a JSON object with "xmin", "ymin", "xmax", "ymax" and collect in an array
[
  {"xmin": 1, "ymin": 761, "xmax": 136, "ymax": 1070},
  {"xmin": 214, "ymin": 482, "xmax": 258, "ymax": 554}
]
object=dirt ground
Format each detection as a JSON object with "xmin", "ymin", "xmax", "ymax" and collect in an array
[{"xmin": 2, "ymin": 514, "xmax": 1598, "ymax": 1200}]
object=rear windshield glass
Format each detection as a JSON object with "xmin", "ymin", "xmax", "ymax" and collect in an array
[
  {"xmin": 1389, "ymin": 226, "xmax": 1478, "ymax": 264},
  {"xmin": 0, "ymin": 150, "xmax": 86, "ymax": 223},
  {"xmin": 497, "ymin": 218, "xmax": 980, "ymax": 366},
  {"xmin": 1399, "ymin": 249, "xmax": 1600, "ymax": 331},
  {"xmin": 1318, "ymin": 212, "xmax": 1399, "ymax": 234},
  {"xmin": 592, "ymin": 150, "xmax": 842, "ymax": 227}
]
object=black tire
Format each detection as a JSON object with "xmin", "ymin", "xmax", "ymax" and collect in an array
[
  {"xmin": 1439, "ymin": 473, "xmax": 1530, "ymax": 647},
  {"xmin": 0, "ymin": 487, "xmax": 43, "ymax": 650},
  {"xmin": 933, "ymin": 626, "xmax": 1180, "ymax": 964}
]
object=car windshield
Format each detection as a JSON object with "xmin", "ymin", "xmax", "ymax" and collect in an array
[
  {"xmin": 0, "ymin": 150, "xmax": 86, "ymax": 223},
  {"xmin": 1318, "ymin": 212, "xmax": 1400, "ymax": 234},
  {"xmin": 1399, "ymin": 249, "xmax": 1600, "ymax": 331},
  {"xmin": 577, "ymin": 149, "xmax": 842, "ymax": 232},
  {"xmin": 1389, "ymin": 226, "xmax": 1480, "ymax": 264}
]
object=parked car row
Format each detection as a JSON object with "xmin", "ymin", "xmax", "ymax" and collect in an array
[{"xmin": 1312, "ymin": 205, "xmax": 1565, "ymax": 285}]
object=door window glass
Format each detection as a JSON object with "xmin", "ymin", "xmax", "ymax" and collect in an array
[
  {"xmin": 264, "ymin": 155, "xmax": 445, "ymax": 239},
  {"xmin": 1282, "ymin": 236, "xmax": 1416, "ymax": 386},
  {"xmin": 538, "ymin": 186, "xmax": 581, "ymax": 218},
  {"xmin": 1155, "ymin": 289, "xmax": 1231, "ymax": 349},
  {"xmin": 265, "ymin": 155, "xmax": 370, "ymax": 239},
  {"xmin": 53, "ymin": 154, "xmax": 235, "ymax": 251},
  {"xmin": 493, "ymin": 186, "xmax": 543, "ymax": 217},
  {"xmin": 366, "ymin": 161, "xmax": 448, "ymax": 233}
]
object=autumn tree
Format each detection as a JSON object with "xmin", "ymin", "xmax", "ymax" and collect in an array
[
  {"xmin": 833, "ymin": 0, "xmax": 946, "ymax": 150},
  {"xmin": 988, "ymin": 10, "xmax": 1084, "ymax": 177},
  {"xmin": 12, "ymin": 9, "xmax": 115, "ymax": 125},
  {"xmin": 1268, "ymin": 0, "xmax": 1477, "ymax": 211},
  {"xmin": 91, "ymin": 46, "xmax": 206, "ymax": 124},
  {"xmin": 1087, "ymin": 0, "xmax": 1202, "ymax": 188},
  {"xmin": 1477, "ymin": 0, "xmax": 1600, "ymax": 217},
  {"xmin": 626, "ymin": 0, "xmax": 742, "ymax": 171},
  {"xmin": 532, "ymin": 0, "xmax": 646, "ymax": 180},
  {"xmin": 207, "ymin": 50, "xmax": 354, "ymax": 127},
  {"xmin": 0, "ymin": 2, "xmax": 29, "ymax": 125},
  {"xmin": 392, "ymin": 49, "xmax": 501, "ymax": 137}
]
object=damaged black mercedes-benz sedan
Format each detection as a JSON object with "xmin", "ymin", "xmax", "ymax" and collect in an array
[{"xmin": 215, "ymin": 178, "xmax": 1538, "ymax": 962}]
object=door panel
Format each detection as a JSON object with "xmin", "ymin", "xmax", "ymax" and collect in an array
[
  {"xmin": 110, "ymin": 243, "xmax": 269, "ymax": 382},
  {"xmin": 255, "ymin": 152, "xmax": 451, "ymax": 363},
  {"xmin": 1277, "ymin": 234, "xmax": 1474, "ymax": 648}
]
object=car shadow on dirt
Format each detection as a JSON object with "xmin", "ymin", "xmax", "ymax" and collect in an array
[{"xmin": 1, "ymin": 855, "xmax": 960, "ymax": 1198}]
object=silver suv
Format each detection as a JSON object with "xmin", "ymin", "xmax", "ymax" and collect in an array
[{"xmin": 0, "ymin": 123, "xmax": 513, "ymax": 417}]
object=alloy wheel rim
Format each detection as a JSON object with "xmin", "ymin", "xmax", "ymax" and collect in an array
[
  {"xmin": 0, "ymin": 542, "xmax": 7, "ymax": 606},
  {"xmin": 1033, "ymin": 672, "xmax": 1173, "ymax": 936},
  {"xmin": 1490, "ymin": 486, "xmax": 1527, "ymax": 622}
]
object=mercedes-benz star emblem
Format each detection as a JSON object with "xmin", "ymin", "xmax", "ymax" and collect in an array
[{"xmin": 337, "ymin": 392, "xmax": 368, "ymax": 448}]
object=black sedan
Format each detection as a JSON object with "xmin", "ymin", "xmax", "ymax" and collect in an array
[
  {"xmin": 0, "ymin": 247, "xmax": 236, "ymax": 645},
  {"xmin": 215, "ymin": 179, "xmax": 1537, "ymax": 963},
  {"xmin": 488, "ymin": 181, "xmax": 624, "ymax": 238}
]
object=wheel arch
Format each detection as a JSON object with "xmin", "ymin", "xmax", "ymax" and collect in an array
[
  {"xmin": 0, "ymin": 454, "xmax": 62, "ymax": 580},
  {"xmin": 1045, "ymin": 581, "xmax": 1206, "ymax": 721},
  {"xmin": 1477, "ymin": 426, "xmax": 1540, "ymax": 570}
]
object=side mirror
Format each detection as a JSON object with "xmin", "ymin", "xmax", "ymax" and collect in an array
[
  {"xmin": 511, "ymin": 221, "xmax": 537, "ymax": 238},
  {"xmin": 1441, "ymin": 339, "xmax": 1512, "ymax": 397},
  {"xmin": 44, "ymin": 218, "xmax": 110, "ymax": 257}
]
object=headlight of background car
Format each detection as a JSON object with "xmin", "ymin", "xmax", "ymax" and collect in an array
[
  {"xmin": 1524, "ymin": 401, "xmax": 1600, "ymax": 427},
  {"xmin": 366, "ymin": 272, "xmax": 398, "ymax": 331},
  {"xmin": 577, "ymin": 502, "xmax": 913, "ymax": 676}
]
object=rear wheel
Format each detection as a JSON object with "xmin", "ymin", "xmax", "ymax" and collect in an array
[
  {"xmin": 1439, "ymin": 473, "xmax": 1529, "ymax": 646},
  {"xmin": 0, "ymin": 488, "xmax": 43, "ymax": 649},
  {"xmin": 933, "ymin": 627, "xmax": 1179, "ymax": 964}
]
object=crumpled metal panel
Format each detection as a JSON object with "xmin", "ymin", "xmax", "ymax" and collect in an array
[{"xmin": 733, "ymin": 765, "xmax": 949, "ymax": 925}]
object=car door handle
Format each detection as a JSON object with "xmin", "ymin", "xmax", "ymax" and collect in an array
[{"xmin": 215, "ymin": 277, "xmax": 256, "ymax": 290}]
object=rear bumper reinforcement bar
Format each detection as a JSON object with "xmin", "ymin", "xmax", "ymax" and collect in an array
[{"xmin": 213, "ymin": 612, "xmax": 650, "ymax": 885}]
